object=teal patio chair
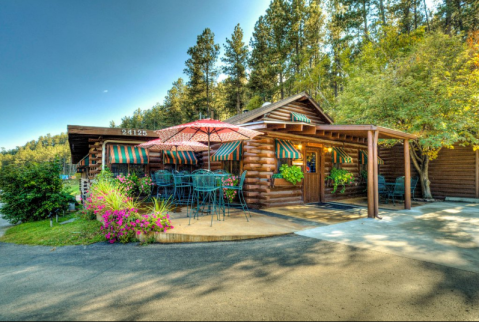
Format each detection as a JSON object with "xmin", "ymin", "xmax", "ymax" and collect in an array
[
  {"xmin": 189, "ymin": 174, "xmax": 221, "ymax": 226},
  {"xmin": 387, "ymin": 176, "xmax": 405, "ymax": 206},
  {"xmin": 223, "ymin": 170, "xmax": 249, "ymax": 221}
]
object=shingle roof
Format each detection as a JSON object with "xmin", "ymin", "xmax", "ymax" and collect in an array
[{"xmin": 224, "ymin": 92, "xmax": 333, "ymax": 125}]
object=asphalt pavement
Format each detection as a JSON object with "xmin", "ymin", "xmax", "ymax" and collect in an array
[{"xmin": 0, "ymin": 235, "xmax": 478, "ymax": 321}]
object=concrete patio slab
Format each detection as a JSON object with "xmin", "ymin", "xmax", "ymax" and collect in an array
[
  {"xmin": 156, "ymin": 207, "xmax": 322, "ymax": 243},
  {"xmin": 296, "ymin": 202, "xmax": 479, "ymax": 273}
]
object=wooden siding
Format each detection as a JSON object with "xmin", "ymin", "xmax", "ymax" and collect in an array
[
  {"xmin": 325, "ymin": 145, "xmax": 368, "ymax": 202},
  {"xmin": 263, "ymin": 101, "xmax": 330, "ymax": 125},
  {"xmin": 379, "ymin": 144, "xmax": 477, "ymax": 199}
]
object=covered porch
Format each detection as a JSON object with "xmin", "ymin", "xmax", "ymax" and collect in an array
[{"xmin": 241, "ymin": 121, "xmax": 417, "ymax": 219}]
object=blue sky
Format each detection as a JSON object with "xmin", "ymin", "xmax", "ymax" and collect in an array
[
  {"xmin": 0, "ymin": 0, "xmax": 436, "ymax": 150},
  {"xmin": 0, "ymin": 0, "xmax": 271, "ymax": 150}
]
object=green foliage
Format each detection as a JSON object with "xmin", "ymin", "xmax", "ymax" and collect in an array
[
  {"xmin": 272, "ymin": 173, "xmax": 283, "ymax": 179},
  {"xmin": 245, "ymin": 96, "xmax": 264, "ymax": 111},
  {"xmin": 222, "ymin": 23, "xmax": 249, "ymax": 114},
  {"xmin": 0, "ymin": 159, "xmax": 72, "ymax": 224},
  {"xmin": 327, "ymin": 167, "xmax": 355, "ymax": 194},
  {"xmin": 149, "ymin": 197, "xmax": 173, "ymax": 214},
  {"xmin": 0, "ymin": 133, "xmax": 72, "ymax": 172},
  {"xmin": 279, "ymin": 164, "xmax": 304, "ymax": 185}
]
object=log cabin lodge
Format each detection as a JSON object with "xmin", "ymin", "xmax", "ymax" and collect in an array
[{"xmin": 68, "ymin": 92, "xmax": 479, "ymax": 218}]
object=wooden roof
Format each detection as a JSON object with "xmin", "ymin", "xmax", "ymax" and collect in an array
[
  {"xmin": 68, "ymin": 125, "xmax": 158, "ymax": 164},
  {"xmin": 225, "ymin": 92, "xmax": 334, "ymax": 125},
  {"xmin": 241, "ymin": 121, "xmax": 417, "ymax": 146}
]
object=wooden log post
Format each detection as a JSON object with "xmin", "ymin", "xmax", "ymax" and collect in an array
[
  {"xmin": 367, "ymin": 131, "xmax": 374, "ymax": 218},
  {"xmin": 404, "ymin": 139, "xmax": 411, "ymax": 210},
  {"xmin": 373, "ymin": 131, "xmax": 379, "ymax": 217},
  {"xmin": 476, "ymin": 150, "xmax": 479, "ymax": 199}
]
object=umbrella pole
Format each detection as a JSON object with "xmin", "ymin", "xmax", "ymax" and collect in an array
[
  {"xmin": 207, "ymin": 133, "xmax": 211, "ymax": 170},
  {"xmin": 175, "ymin": 147, "xmax": 178, "ymax": 171}
]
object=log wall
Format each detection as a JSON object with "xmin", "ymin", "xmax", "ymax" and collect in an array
[
  {"xmin": 324, "ymin": 144, "xmax": 368, "ymax": 202},
  {"xmin": 379, "ymin": 144, "xmax": 477, "ymax": 199},
  {"xmin": 242, "ymin": 137, "xmax": 303, "ymax": 208}
]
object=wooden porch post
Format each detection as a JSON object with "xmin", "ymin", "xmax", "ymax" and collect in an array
[
  {"xmin": 373, "ymin": 131, "xmax": 379, "ymax": 217},
  {"xmin": 320, "ymin": 148, "xmax": 325, "ymax": 203},
  {"xmin": 476, "ymin": 150, "xmax": 479, "ymax": 199},
  {"xmin": 367, "ymin": 131, "xmax": 375, "ymax": 218},
  {"xmin": 404, "ymin": 139, "xmax": 411, "ymax": 210}
]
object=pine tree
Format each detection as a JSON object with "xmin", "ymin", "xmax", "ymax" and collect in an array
[
  {"xmin": 266, "ymin": 0, "xmax": 292, "ymax": 99},
  {"xmin": 184, "ymin": 28, "xmax": 220, "ymax": 118},
  {"xmin": 222, "ymin": 24, "xmax": 249, "ymax": 114},
  {"xmin": 249, "ymin": 16, "xmax": 277, "ymax": 102}
]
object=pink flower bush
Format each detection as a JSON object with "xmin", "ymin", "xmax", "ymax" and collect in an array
[
  {"xmin": 222, "ymin": 176, "xmax": 239, "ymax": 203},
  {"xmin": 101, "ymin": 208, "xmax": 173, "ymax": 244}
]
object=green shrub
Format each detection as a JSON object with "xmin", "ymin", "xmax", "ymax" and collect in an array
[
  {"xmin": 0, "ymin": 159, "xmax": 72, "ymax": 224},
  {"xmin": 279, "ymin": 164, "xmax": 304, "ymax": 185},
  {"xmin": 327, "ymin": 168, "xmax": 355, "ymax": 193}
]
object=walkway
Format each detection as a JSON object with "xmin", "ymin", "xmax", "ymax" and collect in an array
[{"xmin": 297, "ymin": 202, "xmax": 479, "ymax": 273}]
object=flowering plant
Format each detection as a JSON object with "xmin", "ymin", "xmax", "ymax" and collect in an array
[
  {"xmin": 100, "ymin": 208, "xmax": 173, "ymax": 244},
  {"xmin": 138, "ymin": 175, "xmax": 154, "ymax": 195},
  {"xmin": 222, "ymin": 175, "xmax": 239, "ymax": 203},
  {"xmin": 116, "ymin": 173, "xmax": 138, "ymax": 196}
]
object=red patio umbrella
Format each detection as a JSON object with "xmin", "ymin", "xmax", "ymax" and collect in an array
[
  {"xmin": 138, "ymin": 139, "xmax": 208, "ymax": 152},
  {"xmin": 154, "ymin": 119, "xmax": 263, "ymax": 170}
]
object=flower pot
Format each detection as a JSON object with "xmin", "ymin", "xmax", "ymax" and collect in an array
[{"xmin": 271, "ymin": 178, "xmax": 303, "ymax": 188}]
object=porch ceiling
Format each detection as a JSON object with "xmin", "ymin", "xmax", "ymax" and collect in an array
[{"xmin": 241, "ymin": 121, "xmax": 416, "ymax": 145}]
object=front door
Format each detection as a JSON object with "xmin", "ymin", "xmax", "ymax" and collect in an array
[{"xmin": 304, "ymin": 149, "xmax": 321, "ymax": 203}]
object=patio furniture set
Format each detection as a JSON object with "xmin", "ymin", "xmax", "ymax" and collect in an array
[
  {"xmin": 152, "ymin": 169, "xmax": 250, "ymax": 226},
  {"xmin": 378, "ymin": 175, "xmax": 419, "ymax": 205}
]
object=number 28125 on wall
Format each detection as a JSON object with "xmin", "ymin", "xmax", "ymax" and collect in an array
[{"xmin": 121, "ymin": 129, "xmax": 148, "ymax": 136}]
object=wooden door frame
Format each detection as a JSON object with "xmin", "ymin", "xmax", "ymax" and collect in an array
[{"xmin": 303, "ymin": 146, "xmax": 323, "ymax": 204}]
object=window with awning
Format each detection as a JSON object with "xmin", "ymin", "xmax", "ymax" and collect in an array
[
  {"xmin": 211, "ymin": 141, "xmax": 242, "ymax": 161},
  {"xmin": 332, "ymin": 147, "xmax": 353, "ymax": 164},
  {"xmin": 164, "ymin": 151, "xmax": 198, "ymax": 165},
  {"xmin": 275, "ymin": 139, "xmax": 302, "ymax": 159},
  {"xmin": 109, "ymin": 145, "xmax": 149, "ymax": 164},
  {"xmin": 359, "ymin": 150, "xmax": 385, "ymax": 165},
  {"xmin": 77, "ymin": 156, "xmax": 89, "ymax": 168},
  {"xmin": 291, "ymin": 112, "xmax": 311, "ymax": 124}
]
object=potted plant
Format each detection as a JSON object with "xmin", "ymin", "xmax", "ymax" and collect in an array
[
  {"xmin": 326, "ymin": 167, "xmax": 355, "ymax": 193},
  {"xmin": 271, "ymin": 164, "xmax": 304, "ymax": 187}
]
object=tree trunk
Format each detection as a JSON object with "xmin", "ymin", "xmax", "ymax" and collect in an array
[
  {"xmin": 362, "ymin": 0, "xmax": 369, "ymax": 39},
  {"xmin": 236, "ymin": 84, "xmax": 241, "ymax": 114},
  {"xmin": 419, "ymin": 165, "xmax": 433, "ymax": 200},
  {"xmin": 409, "ymin": 142, "xmax": 434, "ymax": 199},
  {"xmin": 279, "ymin": 71, "xmax": 284, "ymax": 99},
  {"xmin": 379, "ymin": 0, "xmax": 386, "ymax": 25},
  {"xmin": 423, "ymin": 0, "xmax": 430, "ymax": 31}
]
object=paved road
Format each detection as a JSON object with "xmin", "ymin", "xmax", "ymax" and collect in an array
[
  {"xmin": 1, "ymin": 235, "xmax": 478, "ymax": 321},
  {"xmin": 0, "ymin": 204, "xmax": 14, "ymax": 238}
]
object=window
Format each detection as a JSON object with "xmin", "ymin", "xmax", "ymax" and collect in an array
[
  {"xmin": 277, "ymin": 158, "xmax": 292, "ymax": 170},
  {"xmin": 224, "ymin": 160, "xmax": 241, "ymax": 175},
  {"xmin": 111, "ymin": 164, "xmax": 129, "ymax": 177},
  {"xmin": 306, "ymin": 152, "xmax": 317, "ymax": 173},
  {"xmin": 110, "ymin": 164, "xmax": 146, "ymax": 177}
]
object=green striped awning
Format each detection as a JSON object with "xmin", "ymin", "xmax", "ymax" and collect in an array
[
  {"xmin": 291, "ymin": 112, "xmax": 311, "ymax": 124},
  {"xmin": 77, "ymin": 156, "xmax": 89, "ymax": 168},
  {"xmin": 359, "ymin": 150, "xmax": 385, "ymax": 165},
  {"xmin": 275, "ymin": 139, "xmax": 302, "ymax": 159},
  {"xmin": 332, "ymin": 147, "xmax": 353, "ymax": 164},
  {"xmin": 164, "ymin": 151, "xmax": 198, "ymax": 165},
  {"xmin": 211, "ymin": 141, "xmax": 242, "ymax": 161},
  {"xmin": 109, "ymin": 145, "xmax": 149, "ymax": 164}
]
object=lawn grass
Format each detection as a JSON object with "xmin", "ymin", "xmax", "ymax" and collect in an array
[
  {"xmin": 0, "ymin": 212, "xmax": 105, "ymax": 246},
  {"xmin": 63, "ymin": 179, "xmax": 80, "ymax": 197}
]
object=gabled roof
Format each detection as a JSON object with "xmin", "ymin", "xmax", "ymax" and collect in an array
[{"xmin": 224, "ymin": 92, "xmax": 334, "ymax": 125}]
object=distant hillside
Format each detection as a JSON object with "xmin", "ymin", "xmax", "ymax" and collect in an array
[{"xmin": 0, "ymin": 133, "xmax": 73, "ymax": 174}]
